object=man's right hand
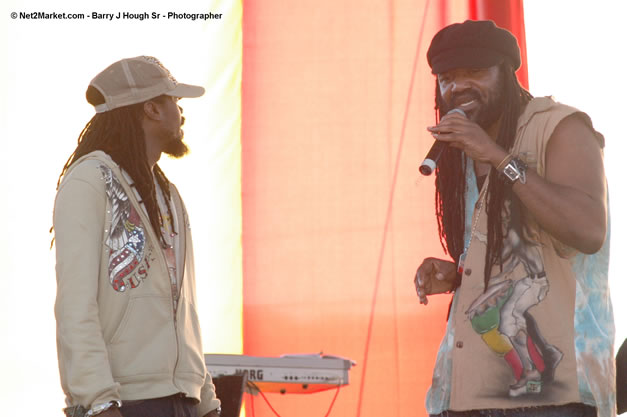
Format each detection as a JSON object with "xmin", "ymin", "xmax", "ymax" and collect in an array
[{"xmin": 413, "ymin": 257, "xmax": 458, "ymax": 305}]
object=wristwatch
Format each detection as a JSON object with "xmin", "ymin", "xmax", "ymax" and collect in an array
[
  {"xmin": 85, "ymin": 400, "xmax": 122, "ymax": 417},
  {"xmin": 207, "ymin": 406, "xmax": 222, "ymax": 416},
  {"xmin": 501, "ymin": 157, "xmax": 528, "ymax": 185}
]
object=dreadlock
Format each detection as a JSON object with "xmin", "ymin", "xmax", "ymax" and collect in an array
[
  {"xmin": 54, "ymin": 87, "xmax": 175, "ymax": 249},
  {"xmin": 434, "ymin": 62, "xmax": 533, "ymax": 291}
]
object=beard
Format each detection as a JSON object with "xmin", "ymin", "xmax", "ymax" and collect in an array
[
  {"xmin": 470, "ymin": 87, "xmax": 504, "ymax": 129},
  {"xmin": 162, "ymin": 129, "xmax": 189, "ymax": 158}
]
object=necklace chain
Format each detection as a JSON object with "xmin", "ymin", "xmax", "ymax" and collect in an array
[
  {"xmin": 458, "ymin": 167, "xmax": 490, "ymax": 275},
  {"xmin": 469, "ymin": 180, "xmax": 488, "ymax": 247}
]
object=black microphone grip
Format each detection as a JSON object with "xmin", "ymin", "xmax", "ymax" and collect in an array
[{"xmin": 419, "ymin": 108, "xmax": 466, "ymax": 176}]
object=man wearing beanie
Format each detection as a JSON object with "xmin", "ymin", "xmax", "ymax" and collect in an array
[
  {"xmin": 414, "ymin": 21, "xmax": 615, "ymax": 417},
  {"xmin": 53, "ymin": 56, "xmax": 221, "ymax": 417}
]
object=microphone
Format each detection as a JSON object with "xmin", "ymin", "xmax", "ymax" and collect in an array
[{"xmin": 419, "ymin": 108, "xmax": 466, "ymax": 176}]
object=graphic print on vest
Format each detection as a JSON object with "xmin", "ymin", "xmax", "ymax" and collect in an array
[
  {"xmin": 465, "ymin": 198, "xmax": 563, "ymax": 398},
  {"xmin": 100, "ymin": 165, "xmax": 150, "ymax": 291}
]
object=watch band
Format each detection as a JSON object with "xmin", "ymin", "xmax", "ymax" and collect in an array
[
  {"xmin": 85, "ymin": 400, "xmax": 122, "ymax": 417},
  {"xmin": 501, "ymin": 157, "xmax": 528, "ymax": 185}
]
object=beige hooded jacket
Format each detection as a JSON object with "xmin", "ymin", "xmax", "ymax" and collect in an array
[{"xmin": 54, "ymin": 150, "xmax": 220, "ymax": 416}]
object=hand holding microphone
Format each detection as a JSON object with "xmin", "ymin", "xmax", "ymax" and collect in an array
[{"xmin": 419, "ymin": 108, "xmax": 466, "ymax": 176}]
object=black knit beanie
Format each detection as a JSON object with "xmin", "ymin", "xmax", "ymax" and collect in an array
[{"xmin": 427, "ymin": 20, "xmax": 521, "ymax": 74}]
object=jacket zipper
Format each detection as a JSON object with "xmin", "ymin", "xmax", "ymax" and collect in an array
[{"xmin": 170, "ymin": 188, "xmax": 187, "ymax": 392}]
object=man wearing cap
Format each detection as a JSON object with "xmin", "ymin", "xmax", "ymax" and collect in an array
[
  {"xmin": 53, "ymin": 56, "xmax": 221, "ymax": 417},
  {"xmin": 413, "ymin": 21, "xmax": 615, "ymax": 416}
]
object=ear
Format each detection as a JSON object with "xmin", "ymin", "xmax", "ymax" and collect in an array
[{"xmin": 143, "ymin": 100, "xmax": 162, "ymax": 121}]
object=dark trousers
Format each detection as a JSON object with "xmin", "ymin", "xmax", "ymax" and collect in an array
[
  {"xmin": 120, "ymin": 394, "xmax": 198, "ymax": 417},
  {"xmin": 429, "ymin": 403, "xmax": 597, "ymax": 417}
]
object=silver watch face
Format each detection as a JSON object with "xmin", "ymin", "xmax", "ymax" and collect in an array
[{"xmin": 503, "ymin": 163, "xmax": 520, "ymax": 181}]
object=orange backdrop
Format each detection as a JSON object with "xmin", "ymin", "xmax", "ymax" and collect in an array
[{"xmin": 241, "ymin": 1, "xmax": 527, "ymax": 416}]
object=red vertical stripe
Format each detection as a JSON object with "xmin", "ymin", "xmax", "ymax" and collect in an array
[{"xmin": 469, "ymin": 0, "xmax": 529, "ymax": 89}]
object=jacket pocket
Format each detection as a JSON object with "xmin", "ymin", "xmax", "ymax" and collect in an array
[{"xmin": 107, "ymin": 296, "xmax": 176, "ymax": 379}]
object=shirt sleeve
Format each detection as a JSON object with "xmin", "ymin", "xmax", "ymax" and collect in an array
[
  {"xmin": 54, "ymin": 163, "xmax": 122, "ymax": 408},
  {"xmin": 197, "ymin": 371, "xmax": 221, "ymax": 417}
]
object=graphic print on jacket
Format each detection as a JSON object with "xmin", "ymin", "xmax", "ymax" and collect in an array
[
  {"xmin": 100, "ymin": 165, "xmax": 150, "ymax": 291},
  {"xmin": 465, "ymin": 197, "xmax": 564, "ymax": 398}
]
